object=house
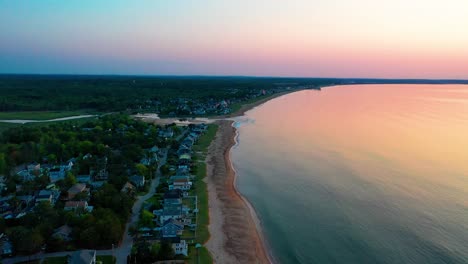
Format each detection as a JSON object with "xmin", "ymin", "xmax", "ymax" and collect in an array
[
  {"xmin": 163, "ymin": 189, "xmax": 183, "ymax": 205},
  {"xmin": 69, "ymin": 250, "xmax": 96, "ymax": 264},
  {"xmin": 67, "ymin": 183, "xmax": 88, "ymax": 200},
  {"xmin": 27, "ymin": 162, "xmax": 41, "ymax": 172},
  {"xmin": 64, "ymin": 201, "xmax": 93, "ymax": 213},
  {"xmin": 83, "ymin": 153, "xmax": 93, "ymax": 160},
  {"xmin": 130, "ymin": 175, "xmax": 145, "ymax": 188},
  {"xmin": 1, "ymin": 239, "xmax": 13, "ymax": 256},
  {"xmin": 169, "ymin": 176, "xmax": 192, "ymax": 191},
  {"xmin": 161, "ymin": 219, "xmax": 184, "ymax": 238},
  {"xmin": 49, "ymin": 167, "xmax": 66, "ymax": 183},
  {"xmin": 159, "ymin": 204, "xmax": 183, "ymax": 224},
  {"xmin": 36, "ymin": 190, "xmax": 60, "ymax": 205},
  {"xmin": 177, "ymin": 146, "xmax": 191, "ymax": 156},
  {"xmin": 63, "ymin": 159, "xmax": 75, "ymax": 171},
  {"xmin": 158, "ymin": 128, "xmax": 174, "ymax": 138},
  {"xmin": 93, "ymin": 169, "xmax": 109, "ymax": 181},
  {"xmin": 53, "ymin": 225, "xmax": 73, "ymax": 241},
  {"xmin": 179, "ymin": 154, "xmax": 191, "ymax": 161},
  {"xmin": 149, "ymin": 146, "xmax": 159, "ymax": 154},
  {"xmin": 121, "ymin": 182, "xmax": 136, "ymax": 195},
  {"xmin": 76, "ymin": 175, "xmax": 91, "ymax": 183},
  {"xmin": 162, "ymin": 237, "xmax": 188, "ymax": 256},
  {"xmin": 17, "ymin": 170, "xmax": 35, "ymax": 182},
  {"xmin": 177, "ymin": 159, "xmax": 190, "ymax": 170}
]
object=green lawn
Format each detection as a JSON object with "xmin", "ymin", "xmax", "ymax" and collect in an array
[
  {"xmin": 187, "ymin": 245, "xmax": 213, "ymax": 264},
  {"xmin": 97, "ymin": 255, "xmax": 116, "ymax": 264},
  {"xmin": 193, "ymin": 124, "xmax": 218, "ymax": 153},
  {"xmin": 185, "ymin": 124, "xmax": 218, "ymax": 264},
  {"xmin": 0, "ymin": 110, "xmax": 93, "ymax": 120},
  {"xmin": 43, "ymin": 256, "xmax": 67, "ymax": 264}
]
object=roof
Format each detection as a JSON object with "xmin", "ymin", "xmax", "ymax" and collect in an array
[
  {"xmin": 38, "ymin": 190, "xmax": 52, "ymax": 198},
  {"xmin": 162, "ymin": 204, "xmax": 182, "ymax": 216},
  {"xmin": 164, "ymin": 189, "xmax": 183, "ymax": 199},
  {"xmin": 68, "ymin": 183, "xmax": 86, "ymax": 195},
  {"xmin": 65, "ymin": 201, "xmax": 87, "ymax": 208},
  {"xmin": 121, "ymin": 182, "xmax": 136, "ymax": 192},
  {"xmin": 54, "ymin": 225, "xmax": 72, "ymax": 236},
  {"xmin": 70, "ymin": 250, "xmax": 96, "ymax": 264}
]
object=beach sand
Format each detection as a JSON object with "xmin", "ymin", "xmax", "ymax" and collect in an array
[{"xmin": 205, "ymin": 120, "xmax": 271, "ymax": 264}]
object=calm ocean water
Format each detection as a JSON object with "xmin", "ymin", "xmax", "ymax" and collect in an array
[{"xmin": 232, "ymin": 85, "xmax": 468, "ymax": 264}]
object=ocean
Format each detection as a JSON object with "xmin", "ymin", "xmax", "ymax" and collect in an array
[{"xmin": 232, "ymin": 85, "xmax": 468, "ymax": 264}]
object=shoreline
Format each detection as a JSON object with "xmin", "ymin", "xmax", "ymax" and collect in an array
[
  {"xmin": 204, "ymin": 91, "xmax": 298, "ymax": 263},
  {"xmin": 230, "ymin": 124, "xmax": 277, "ymax": 264},
  {"xmin": 205, "ymin": 120, "xmax": 271, "ymax": 264}
]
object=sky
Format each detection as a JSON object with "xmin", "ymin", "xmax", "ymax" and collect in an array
[{"xmin": 1, "ymin": 0, "xmax": 468, "ymax": 78}]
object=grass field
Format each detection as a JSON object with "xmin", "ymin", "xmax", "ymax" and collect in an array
[
  {"xmin": 187, "ymin": 124, "xmax": 218, "ymax": 264},
  {"xmin": 187, "ymin": 245, "xmax": 213, "ymax": 264},
  {"xmin": 0, "ymin": 110, "xmax": 94, "ymax": 120}
]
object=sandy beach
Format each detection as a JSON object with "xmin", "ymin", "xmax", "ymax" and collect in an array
[{"xmin": 205, "ymin": 120, "xmax": 271, "ymax": 264}]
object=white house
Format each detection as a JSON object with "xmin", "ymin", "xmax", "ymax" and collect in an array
[{"xmin": 172, "ymin": 239, "xmax": 188, "ymax": 256}]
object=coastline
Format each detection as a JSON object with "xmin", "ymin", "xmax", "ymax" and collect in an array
[
  {"xmin": 228, "ymin": 90, "xmax": 299, "ymax": 118},
  {"xmin": 205, "ymin": 120, "xmax": 271, "ymax": 264}
]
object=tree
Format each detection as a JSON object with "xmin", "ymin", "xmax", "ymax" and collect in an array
[
  {"xmin": 0, "ymin": 153, "xmax": 6, "ymax": 174},
  {"xmin": 136, "ymin": 164, "xmax": 148, "ymax": 178},
  {"xmin": 139, "ymin": 210, "xmax": 154, "ymax": 228},
  {"xmin": 157, "ymin": 241, "xmax": 175, "ymax": 260},
  {"xmin": 9, "ymin": 227, "xmax": 44, "ymax": 254}
]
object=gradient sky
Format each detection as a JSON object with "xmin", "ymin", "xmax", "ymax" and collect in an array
[{"xmin": 1, "ymin": 0, "xmax": 467, "ymax": 78}]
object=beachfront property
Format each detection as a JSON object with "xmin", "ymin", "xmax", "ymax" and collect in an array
[{"xmin": 168, "ymin": 175, "xmax": 192, "ymax": 191}]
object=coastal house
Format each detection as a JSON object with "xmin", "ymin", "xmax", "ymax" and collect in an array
[
  {"xmin": 159, "ymin": 204, "xmax": 183, "ymax": 224},
  {"xmin": 69, "ymin": 250, "xmax": 96, "ymax": 264},
  {"xmin": 130, "ymin": 175, "xmax": 145, "ymax": 188},
  {"xmin": 161, "ymin": 219, "xmax": 184, "ymax": 238},
  {"xmin": 163, "ymin": 189, "xmax": 183, "ymax": 205},
  {"xmin": 179, "ymin": 154, "xmax": 191, "ymax": 161},
  {"xmin": 177, "ymin": 146, "xmax": 191, "ymax": 156},
  {"xmin": 162, "ymin": 237, "xmax": 188, "ymax": 257},
  {"xmin": 169, "ymin": 176, "xmax": 192, "ymax": 191}
]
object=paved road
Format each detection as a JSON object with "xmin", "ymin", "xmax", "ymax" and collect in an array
[{"xmin": 2, "ymin": 149, "xmax": 168, "ymax": 264}]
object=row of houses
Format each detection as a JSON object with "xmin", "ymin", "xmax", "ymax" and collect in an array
[{"xmin": 137, "ymin": 124, "xmax": 207, "ymax": 257}]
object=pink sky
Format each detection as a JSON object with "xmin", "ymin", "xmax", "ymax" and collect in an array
[{"xmin": 1, "ymin": 0, "xmax": 467, "ymax": 78}]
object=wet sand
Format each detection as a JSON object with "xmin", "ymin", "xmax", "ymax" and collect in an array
[{"xmin": 205, "ymin": 120, "xmax": 271, "ymax": 264}]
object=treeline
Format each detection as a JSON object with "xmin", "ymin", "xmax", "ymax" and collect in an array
[{"xmin": 0, "ymin": 75, "xmax": 329, "ymax": 112}]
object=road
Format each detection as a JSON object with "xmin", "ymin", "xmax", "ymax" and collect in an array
[{"xmin": 2, "ymin": 149, "xmax": 168, "ymax": 264}]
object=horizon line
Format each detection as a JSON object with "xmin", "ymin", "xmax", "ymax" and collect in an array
[{"xmin": 1, "ymin": 73, "xmax": 468, "ymax": 82}]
